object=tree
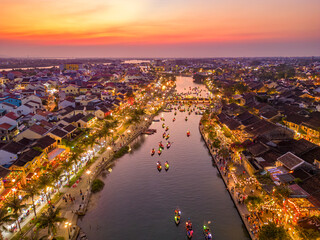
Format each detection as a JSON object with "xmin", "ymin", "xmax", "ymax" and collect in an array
[
  {"xmin": 4, "ymin": 195, "xmax": 27, "ymax": 233},
  {"xmin": 219, "ymin": 147, "xmax": 230, "ymax": 159},
  {"xmin": 23, "ymin": 181, "xmax": 40, "ymax": 218},
  {"xmin": 259, "ymin": 223, "xmax": 289, "ymax": 240},
  {"xmin": 60, "ymin": 160, "xmax": 73, "ymax": 183},
  {"xmin": 38, "ymin": 174, "xmax": 54, "ymax": 203},
  {"xmin": 296, "ymin": 226, "xmax": 320, "ymax": 240},
  {"xmin": 48, "ymin": 168, "xmax": 64, "ymax": 194},
  {"xmin": 274, "ymin": 186, "xmax": 291, "ymax": 202},
  {"xmin": 37, "ymin": 207, "xmax": 65, "ymax": 237},
  {"xmin": 245, "ymin": 195, "xmax": 263, "ymax": 209},
  {"xmin": 0, "ymin": 207, "xmax": 14, "ymax": 240}
]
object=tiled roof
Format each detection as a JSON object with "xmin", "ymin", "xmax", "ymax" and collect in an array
[
  {"xmin": 29, "ymin": 124, "xmax": 48, "ymax": 135},
  {"xmin": 34, "ymin": 136, "xmax": 56, "ymax": 149},
  {"xmin": 49, "ymin": 128, "xmax": 68, "ymax": 138},
  {"xmin": 4, "ymin": 112, "xmax": 18, "ymax": 120},
  {"xmin": 0, "ymin": 123, "xmax": 13, "ymax": 130},
  {"xmin": 1, "ymin": 141, "xmax": 26, "ymax": 154},
  {"xmin": 247, "ymin": 142, "xmax": 269, "ymax": 157},
  {"xmin": 63, "ymin": 124, "xmax": 76, "ymax": 133},
  {"xmin": 277, "ymin": 152, "xmax": 305, "ymax": 170},
  {"xmin": 12, "ymin": 148, "xmax": 42, "ymax": 167}
]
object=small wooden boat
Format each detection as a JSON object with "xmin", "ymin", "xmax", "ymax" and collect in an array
[
  {"xmin": 203, "ymin": 225, "xmax": 212, "ymax": 240},
  {"xmin": 157, "ymin": 161, "xmax": 162, "ymax": 171},
  {"xmin": 165, "ymin": 161, "xmax": 169, "ymax": 171},
  {"xmin": 186, "ymin": 220, "xmax": 193, "ymax": 239},
  {"xmin": 174, "ymin": 209, "xmax": 181, "ymax": 225},
  {"xmin": 151, "ymin": 149, "xmax": 155, "ymax": 156}
]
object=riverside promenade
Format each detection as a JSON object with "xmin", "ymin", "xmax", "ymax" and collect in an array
[
  {"xmin": 56, "ymin": 115, "xmax": 155, "ymax": 239},
  {"xmin": 19, "ymin": 115, "xmax": 155, "ymax": 240},
  {"xmin": 199, "ymin": 124, "xmax": 256, "ymax": 240}
]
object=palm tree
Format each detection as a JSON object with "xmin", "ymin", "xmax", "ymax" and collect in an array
[
  {"xmin": 38, "ymin": 174, "xmax": 54, "ymax": 203},
  {"xmin": 60, "ymin": 160, "xmax": 73, "ymax": 183},
  {"xmin": 4, "ymin": 194, "xmax": 27, "ymax": 233},
  {"xmin": 0, "ymin": 207, "xmax": 14, "ymax": 240},
  {"xmin": 48, "ymin": 168, "xmax": 64, "ymax": 194},
  {"xmin": 22, "ymin": 228, "xmax": 47, "ymax": 240},
  {"xmin": 37, "ymin": 207, "xmax": 65, "ymax": 237},
  {"xmin": 23, "ymin": 181, "xmax": 40, "ymax": 218}
]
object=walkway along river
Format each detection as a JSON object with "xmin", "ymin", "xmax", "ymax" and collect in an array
[{"xmin": 78, "ymin": 77, "xmax": 250, "ymax": 240}]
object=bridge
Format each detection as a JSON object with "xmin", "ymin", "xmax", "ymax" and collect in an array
[{"xmin": 166, "ymin": 97, "xmax": 211, "ymax": 104}]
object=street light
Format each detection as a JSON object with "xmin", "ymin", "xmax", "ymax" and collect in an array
[{"xmin": 64, "ymin": 221, "xmax": 72, "ymax": 239}]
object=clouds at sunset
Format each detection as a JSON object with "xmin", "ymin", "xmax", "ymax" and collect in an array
[{"xmin": 0, "ymin": 0, "xmax": 319, "ymax": 57}]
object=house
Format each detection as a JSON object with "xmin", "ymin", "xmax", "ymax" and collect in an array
[
  {"xmin": 15, "ymin": 104, "xmax": 34, "ymax": 116},
  {"xmin": 0, "ymin": 102, "xmax": 16, "ymax": 112},
  {"xmin": 0, "ymin": 123, "xmax": 17, "ymax": 142},
  {"xmin": 0, "ymin": 141, "xmax": 26, "ymax": 167},
  {"xmin": 61, "ymin": 84, "xmax": 79, "ymax": 95},
  {"xmin": 0, "ymin": 95, "xmax": 21, "ymax": 107},
  {"xmin": 59, "ymin": 99, "xmax": 75, "ymax": 109},
  {"xmin": 33, "ymin": 136, "xmax": 57, "ymax": 154},
  {"xmin": 59, "ymin": 113, "xmax": 84, "ymax": 127},
  {"xmin": 95, "ymin": 107, "xmax": 111, "ymax": 119},
  {"xmin": 0, "ymin": 165, "xmax": 10, "ymax": 194},
  {"xmin": 301, "ymin": 117, "xmax": 320, "ymax": 139},
  {"xmin": 0, "ymin": 112, "xmax": 19, "ymax": 126},
  {"xmin": 62, "ymin": 124, "xmax": 77, "ymax": 137},
  {"xmin": 10, "ymin": 148, "xmax": 43, "ymax": 185},
  {"xmin": 15, "ymin": 124, "xmax": 49, "ymax": 141},
  {"xmin": 77, "ymin": 114, "xmax": 97, "ymax": 128},
  {"xmin": 21, "ymin": 95, "xmax": 42, "ymax": 107},
  {"xmin": 299, "ymin": 174, "xmax": 320, "ymax": 209},
  {"xmin": 283, "ymin": 114, "xmax": 308, "ymax": 133},
  {"xmin": 47, "ymin": 128, "xmax": 68, "ymax": 144},
  {"xmin": 276, "ymin": 152, "xmax": 305, "ymax": 171}
]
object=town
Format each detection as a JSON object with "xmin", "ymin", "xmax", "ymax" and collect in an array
[{"xmin": 0, "ymin": 57, "xmax": 320, "ymax": 240}]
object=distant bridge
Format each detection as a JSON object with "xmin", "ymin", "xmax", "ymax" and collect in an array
[{"xmin": 166, "ymin": 97, "xmax": 211, "ymax": 104}]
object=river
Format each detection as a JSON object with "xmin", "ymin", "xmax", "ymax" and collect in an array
[{"xmin": 78, "ymin": 76, "xmax": 250, "ymax": 240}]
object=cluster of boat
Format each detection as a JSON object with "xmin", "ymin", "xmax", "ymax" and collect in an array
[
  {"xmin": 174, "ymin": 209, "xmax": 213, "ymax": 239},
  {"xmin": 157, "ymin": 161, "xmax": 169, "ymax": 171}
]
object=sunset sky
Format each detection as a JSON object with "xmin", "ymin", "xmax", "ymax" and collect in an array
[{"xmin": 0, "ymin": 0, "xmax": 319, "ymax": 58}]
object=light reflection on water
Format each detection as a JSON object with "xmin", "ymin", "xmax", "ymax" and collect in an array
[{"xmin": 78, "ymin": 77, "xmax": 250, "ymax": 240}]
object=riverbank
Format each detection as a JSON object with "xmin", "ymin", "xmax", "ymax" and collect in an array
[
  {"xmin": 61, "ymin": 114, "xmax": 156, "ymax": 239},
  {"xmin": 199, "ymin": 124, "xmax": 256, "ymax": 240}
]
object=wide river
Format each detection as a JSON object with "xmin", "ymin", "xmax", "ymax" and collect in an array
[{"xmin": 78, "ymin": 77, "xmax": 250, "ymax": 240}]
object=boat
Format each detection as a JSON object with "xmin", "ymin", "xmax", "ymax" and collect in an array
[
  {"xmin": 152, "ymin": 119, "xmax": 160, "ymax": 122},
  {"xmin": 165, "ymin": 126, "xmax": 169, "ymax": 131},
  {"xmin": 166, "ymin": 142, "xmax": 171, "ymax": 149},
  {"xmin": 186, "ymin": 220, "xmax": 193, "ymax": 239},
  {"xmin": 158, "ymin": 149, "xmax": 162, "ymax": 156},
  {"xmin": 159, "ymin": 142, "xmax": 164, "ymax": 149},
  {"xmin": 174, "ymin": 112, "xmax": 177, "ymax": 115},
  {"xmin": 173, "ymin": 118, "xmax": 176, "ymax": 122},
  {"xmin": 187, "ymin": 131, "xmax": 190, "ymax": 137},
  {"xmin": 151, "ymin": 148, "xmax": 155, "ymax": 156},
  {"xmin": 165, "ymin": 161, "xmax": 169, "ymax": 171},
  {"xmin": 203, "ymin": 225, "xmax": 212, "ymax": 240},
  {"xmin": 174, "ymin": 209, "xmax": 181, "ymax": 225},
  {"xmin": 162, "ymin": 123, "xmax": 165, "ymax": 128},
  {"xmin": 157, "ymin": 161, "xmax": 162, "ymax": 171},
  {"xmin": 185, "ymin": 116, "xmax": 188, "ymax": 121},
  {"xmin": 165, "ymin": 134, "xmax": 170, "ymax": 140},
  {"xmin": 163, "ymin": 132, "xmax": 166, "ymax": 138}
]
